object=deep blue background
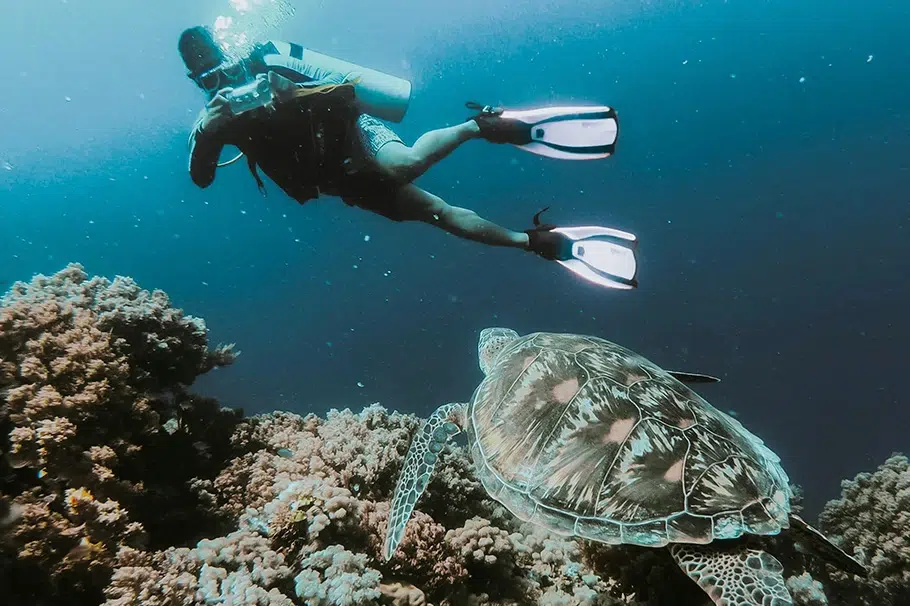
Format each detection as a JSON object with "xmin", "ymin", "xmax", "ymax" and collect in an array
[{"xmin": 2, "ymin": 0, "xmax": 908, "ymax": 515}]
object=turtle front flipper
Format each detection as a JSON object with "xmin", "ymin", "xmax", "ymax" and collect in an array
[
  {"xmin": 383, "ymin": 402, "xmax": 466, "ymax": 561},
  {"xmin": 669, "ymin": 543, "xmax": 793, "ymax": 606}
]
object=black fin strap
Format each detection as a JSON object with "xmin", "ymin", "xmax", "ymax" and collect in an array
[
  {"xmin": 530, "ymin": 206, "xmax": 556, "ymax": 231},
  {"xmin": 465, "ymin": 101, "xmax": 502, "ymax": 115},
  {"xmin": 246, "ymin": 155, "xmax": 267, "ymax": 196}
]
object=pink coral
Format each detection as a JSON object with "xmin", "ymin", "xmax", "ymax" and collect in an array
[
  {"xmin": 293, "ymin": 544, "xmax": 382, "ymax": 605},
  {"xmin": 6, "ymin": 264, "xmax": 907, "ymax": 606},
  {"xmin": 102, "ymin": 530, "xmax": 295, "ymax": 606},
  {"xmin": 1, "ymin": 264, "xmax": 239, "ymax": 605},
  {"xmin": 362, "ymin": 500, "xmax": 469, "ymax": 591},
  {"xmin": 379, "ymin": 581, "xmax": 430, "ymax": 606}
]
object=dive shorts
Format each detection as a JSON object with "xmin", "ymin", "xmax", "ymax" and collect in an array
[
  {"xmin": 329, "ymin": 114, "xmax": 409, "ymax": 221},
  {"xmin": 353, "ymin": 114, "xmax": 403, "ymax": 158}
]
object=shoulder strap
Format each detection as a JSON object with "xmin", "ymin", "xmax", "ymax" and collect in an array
[{"xmin": 246, "ymin": 154, "xmax": 267, "ymax": 196}]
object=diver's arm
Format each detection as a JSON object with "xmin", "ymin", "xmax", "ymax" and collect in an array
[
  {"xmin": 187, "ymin": 96, "xmax": 232, "ymax": 188},
  {"xmin": 188, "ymin": 125, "xmax": 223, "ymax": 188}
]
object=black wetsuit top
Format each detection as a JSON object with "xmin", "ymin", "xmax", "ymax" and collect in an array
[{"xmin": 187, "ymin": 41, "xmax": 364, "ymax": 204}]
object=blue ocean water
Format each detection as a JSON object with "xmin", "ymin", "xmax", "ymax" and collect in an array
[{"xmin": 1, "ymin": 0, "xmax": 908, "ymax": 517}]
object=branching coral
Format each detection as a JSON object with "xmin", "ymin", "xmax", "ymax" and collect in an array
[
  {"xmin": 294, "ymin": 544, "xmax": 383, "ymax": 605},
  {"xmin": 817, "ymin": 453, "xmax": 910, "ymax": 606},
  {"xmin": 102, "ymin": 529, "xmax": 296, "ymax": 606},
  {"xmin": 786, "ymin": 572, "xmax": 829, "ymax": 606},
  {"xmin": 0, "ymin": 264, "xmax": 240, "ymax": 605},
  {"xmin": 3, "ymin": 264, "xmax": 907, "ymax": 606},
  {"xmin": 213, "ymin": 405, "xmax": 642, "ymax": 606}
]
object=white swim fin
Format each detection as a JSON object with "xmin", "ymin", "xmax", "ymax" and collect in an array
[
  {"xmin": 526, "ymin": 209, "xmax": 639, "ymax": 290},
  {"xmin": 469, "ymin": 102, "xmax": 619, "ymax": 160},
  {"xmin": 551, "ymin": 225, "xmax": 639, "ymax": 289}
]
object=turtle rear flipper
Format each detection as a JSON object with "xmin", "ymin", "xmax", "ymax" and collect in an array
[
  {"xmin": 670, "ymin": 543, "xmax": 793, "ymax": 606},
  {"xmin": 788, "ymin": 514, "xmax": 867, "ymax": 577},
  {"xmin": 383, "ymin": 402, "xmax": 466, "ymax": 561}
]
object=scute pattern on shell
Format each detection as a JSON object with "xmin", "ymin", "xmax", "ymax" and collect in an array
[{"xmin": 468, "ymin": 332, "xmax": 791, "ymax": 548}]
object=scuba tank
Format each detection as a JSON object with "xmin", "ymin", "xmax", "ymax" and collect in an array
[
  {"xmin": 258, "ymin": 42, "xmax": 412, "ymax": 123},
  {"xmin": 189, "ymin": 41, "xmax": 412, "ymax": 123}
]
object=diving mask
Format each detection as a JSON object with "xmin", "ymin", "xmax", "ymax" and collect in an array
[{"xmin": 193, "ymin": 59, "xmax": 251, "ymax": 96}]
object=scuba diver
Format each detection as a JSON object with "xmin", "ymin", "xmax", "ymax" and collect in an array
[{"xmin": 178, "ymin": 25, "xmax": 638, "ymax": 289}]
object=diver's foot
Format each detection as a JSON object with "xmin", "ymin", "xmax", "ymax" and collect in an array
[
  {"xmin": 466, "ymin": 102, "xmax": 532, "ymax": 145},
  {"xmin": 525, "ymin": 208, "xmax": 573, "ymax": 260},
  {"xmin": 526, "ymin": 228, "xmax": 574, "ymax": 260}
]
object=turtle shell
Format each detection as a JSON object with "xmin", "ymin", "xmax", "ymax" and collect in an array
[{"xmin": 466, "ymin": 332, "xmax": 791, "ymax": 548}]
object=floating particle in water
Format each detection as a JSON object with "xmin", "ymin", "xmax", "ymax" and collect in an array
[
  {"xmin": 357, "ymin": 381, "xmax": 365, "ymax": 388},
  {"xmin": 364, "ymin": 234, "xmax": 370, "ymax": 242},
  {"xmin": 64, "ymin": 96, "xmax": 72, "ymax": 102},
  {"xmin": 682, "ymin": 59, "xmax": 688, "ymax": 65},
  {"xmin": 867, "ymin": 55, "xmax": 874, "ymax": 63},
  {"xmin": 799, "ymin": 76, "xmax": 806, "ymax": 83},
  {"xmin": 729, "ymin": 73, "xmax": 736, "ymax": 79}
]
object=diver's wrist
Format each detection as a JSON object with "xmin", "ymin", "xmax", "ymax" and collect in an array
[{"xmin": 195, "ymin": 120, "xmax": 226, "ymax": 146}]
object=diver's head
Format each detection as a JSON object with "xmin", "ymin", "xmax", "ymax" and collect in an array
[
  {"xmin": 179, "ymin": 25, "xmax": 249, "ymax": 98},
  {"xmin": 179, "ymin": 26, "xmax": 224, "ymax": 79}
]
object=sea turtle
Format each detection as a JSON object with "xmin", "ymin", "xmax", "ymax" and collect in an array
[{"xmin": 383, "ymin": 328, "xmax": 866, "ymax": 606}]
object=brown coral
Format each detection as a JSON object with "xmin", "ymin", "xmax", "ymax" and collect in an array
[
  {"xmin": 3, "ymin": 264, "xmax": 907, "ymax": 606},
  {"xmin": 0, "ymin": 264, "xmax": 240, "ymax": 606}
]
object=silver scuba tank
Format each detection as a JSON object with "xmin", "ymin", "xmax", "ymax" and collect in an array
[{"xmin": 263, "ymin": 45, "xmax": 412, "ymax": 123}]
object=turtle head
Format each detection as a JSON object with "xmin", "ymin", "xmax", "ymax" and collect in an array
[{"xmin": 478, "ymin": 327, "xmax": 520, "ymax": 375}]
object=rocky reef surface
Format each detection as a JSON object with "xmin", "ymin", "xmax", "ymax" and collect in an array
[{"xmin": 1, "ymin": 264, "xmax": 906, "ymax": 606}]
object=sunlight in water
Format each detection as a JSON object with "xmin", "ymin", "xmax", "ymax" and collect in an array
[{"xmin": 213, "ymin": 0, "xmax": 296, "ymax": 59}]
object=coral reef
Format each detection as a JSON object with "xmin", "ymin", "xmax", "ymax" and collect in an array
[
  {"xmin": 2, "ymin": 264, "xmax": 907, "ymax": 606},
  {"xmin": 0, "ymin": 264, "xmax": 240, "ymax": 605},
  {"xmin": 816, "ymin": 453, "xmax": 910, "ymax": 606}
]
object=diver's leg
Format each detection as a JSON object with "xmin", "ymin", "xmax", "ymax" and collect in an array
[
  {"xmin": 389, "ymin": 184, "xmax": 529, "ymax": 249},
  {"xmin": 374, "ymin": 122, "xmax": 481, "ymax": 183}
]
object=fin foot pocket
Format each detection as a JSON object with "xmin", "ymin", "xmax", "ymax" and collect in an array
[
  {"xmin": 466, "ymin": 101, "xmax": 619, "ymax": 159},
  {"xmin": 466, "ymin": 101, "xmax": 532, "ymax": 145},
  {"xmin": 526, "ymin": 208, "xmax": 639, "ymax": 290}
]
